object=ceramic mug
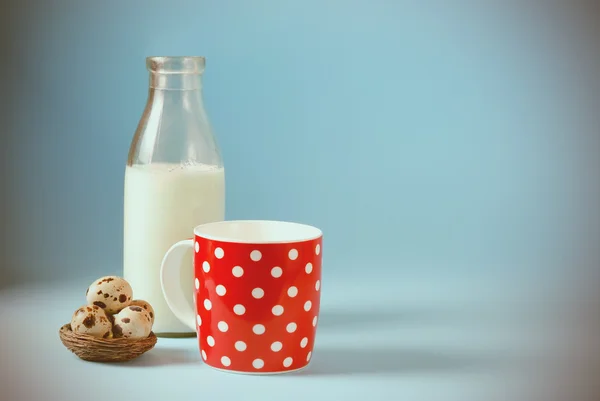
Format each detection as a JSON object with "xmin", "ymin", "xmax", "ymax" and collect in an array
[{"xmin": 160, "ymin": 220, "xmax": 323, "ymax": 374}]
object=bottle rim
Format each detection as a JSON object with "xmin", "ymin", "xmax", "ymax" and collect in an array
[{"xmin": 146, "ymin": 56, "xmax": 206, "ymax": 74}]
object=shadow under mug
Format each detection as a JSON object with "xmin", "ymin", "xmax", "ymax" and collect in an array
[{"xmin": 160, "ymin": 220, "xmax": 323, "ymax": 374}]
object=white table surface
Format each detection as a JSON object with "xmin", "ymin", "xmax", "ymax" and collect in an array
[{"xmin": 0, "ymin": 270, "xmax": 572, "ymax": 401}]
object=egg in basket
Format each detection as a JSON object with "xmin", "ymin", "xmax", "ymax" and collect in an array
[{"xmin": 59, "ymin": 276, "xmax": 158, "ymax": 362}]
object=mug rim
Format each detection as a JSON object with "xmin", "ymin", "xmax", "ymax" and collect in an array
[{"xmin": 193, "ymin": 220, "xmax": 323, "ymax": 244}]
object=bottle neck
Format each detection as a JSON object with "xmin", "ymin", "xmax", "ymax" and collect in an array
[
  {"xmin": 145, "ymin": 77, "xmax": 206, "ymax": 116},
  {"xmin": 149, "ymin": 72, "xmax": 203, "ymax": 90}
]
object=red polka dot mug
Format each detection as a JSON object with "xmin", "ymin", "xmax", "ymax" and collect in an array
[{"xmin": 160, "ymin": 220, "xmax": 323, "ymax": 374}]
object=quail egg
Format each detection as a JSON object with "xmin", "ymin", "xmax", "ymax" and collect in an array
[
  {"xmin": 112, "ymin": 305, "xmax": 153, "ymax": 339},
  {"xmin": 129, "ymin": 299, "xmax": 155, "ymax": 325},
  {"xmin": 70, "ymin": 305, "xmax": 113, "ymax": 339},
  {"xmin": 85, "ymin": 276, "xmax": 133, "ymax": 314}
]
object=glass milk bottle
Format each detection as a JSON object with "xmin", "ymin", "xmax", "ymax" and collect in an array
[{"xmin": 124, "ymin": 56, "xmax": 225, "ymax": 337}]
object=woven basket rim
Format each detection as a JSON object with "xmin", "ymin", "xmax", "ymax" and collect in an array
[{"xmin": 59, "ymin": 323, "xmax": 157, "ymax": 344}]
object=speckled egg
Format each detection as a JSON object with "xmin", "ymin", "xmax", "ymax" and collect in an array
[
  {"xmin": 129, "ymin": 299, "xmax": 155, "ymax": 325},
  {"xmin": 85, "ymin": 276, "xmax": 133, "ymax": 314},
  {"xmin": 112, "ymin": 305, "xmax": 153, "ymax": 339},
  {"xmin": 70, "ymin": 305, "xmax": 113, "ymax": 339}
]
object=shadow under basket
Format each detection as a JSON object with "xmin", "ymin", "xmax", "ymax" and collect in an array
[{"xmin": 59, "ymin": 323, "xmax": 157, "ymax": 362}]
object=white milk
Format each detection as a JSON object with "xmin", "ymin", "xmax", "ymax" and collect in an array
[{"xmin": 123, "ymin": 163, "xmax": 225, "ymax": 335}]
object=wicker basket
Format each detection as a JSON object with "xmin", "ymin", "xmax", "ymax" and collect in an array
[{"xmin": 59, "ymin": 323, "xmax": 157, "ymax": 362}]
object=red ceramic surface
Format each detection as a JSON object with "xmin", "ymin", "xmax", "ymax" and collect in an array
[{"xmin": 193, "ymin": 233, "xmax": 322, "ymax": 373}]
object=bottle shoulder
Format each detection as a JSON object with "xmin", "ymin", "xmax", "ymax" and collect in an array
[{"xmin": 127, "ymin": 90, "xmax": 223, "ymax": 167}]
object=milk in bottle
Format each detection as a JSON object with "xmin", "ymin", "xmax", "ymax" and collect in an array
[{"xmin": 123, "ymin": 57, "xmax": 225, "ymax": 336}]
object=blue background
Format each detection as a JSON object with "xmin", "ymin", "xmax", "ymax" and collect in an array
[
  {"xmin": 1, "ymin": 1, "xmax": 598, "ymax": 293},
  {"xmin": 1, "ymin": 2, "xmax": 600, "ymax": 400}
]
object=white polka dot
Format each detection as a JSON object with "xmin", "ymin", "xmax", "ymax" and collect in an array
[
  {"xmin": 287, "ymin": 286, "xmax": 298, "ymax": 297},
  {"xmin": 288, "ymin": 249, "xmax": 298, "ymax": 260},
  {"xmin": 300, "ymin": 337, "xmax": 308, "ymax": 348},
  {"xmin": 232, "ymin": 266, "xmax": 244, "ymax": 277},
  {"xmin": 283, "ymin": 357, "xmax": 293, "ymax": 367},
  {"xmin": 286, "ymin": 322, "xmax": 297, "ymax": 333},
  {"xmin": 235, "ymin": 341, "xmax": 247, "ymax": 351},
  {"xmin": 253, "ymin": 324, "xmax": 266, "ymax": 335},
  {"xmin": 315, "ymin": 280, "xmax": 320, "ymax": 291},
  {"xmin": 250, "ymin": 250, "xmax": 262, "ymax": 261},
  {"xmin": 305, "ymin": 262, "xmax": 313, "ymax": 274},
  {"xmin": 252, "ymin": 288, "xmax": 264, "ymax": 299},
  {"xmin": 201, "ymin": 349, "xmax": 207, "ymax": 360},
  {"xmin": 214, "ymin": 247, "xmax": 224, "ymax": 259},
  {"xmin": 207, "ymin": 336, "xmax": 215, "ymax": 347},
  {"xmin": 252, "ymin": 359, "xmax": 264, "ymax": 369},
  {"xmin": 221, "ymin": 356, "xmax": 231, "ymax": 366},
  {"xmin": 233, "ymin": 304, "xmax": 246, "ymax": 315},
  {"xmin": 312, "ymin": 316, "xmax": 318, "ymax": 327},
  {"xmin": 202, "ymin": 261, "xmax": 210, "ymax": 273},
  {"xmin": 271, "ymin": 266, "xmax": 283, "ymax": 278},
  {"xmin": 270, "ymin": 341, "xmax": 282, "ymax": 352},
  {"xmin": 306, "ymin": 351, "xmax": 312, "ymax": 362},
  {"xmin": 204, "ymin": 299, "xmax": 212, "ymax": 310},
  {"xmin": 218, "ymin": 321, "xmax": 229, "ymax": 332},
  {"xmin": 195, "ymin": 241, "xmax": 200, "ymax": 253},
  {"xmin": 196, "ymin": 314, "xmax": 202, "ymax": 327},
  {"xmin": 304, "ymin": 301, "xmax": 312, "ymax": 311},
  {"xmin": 216, "ymin": 284, "xmax": 227, "ymax": 296},
  {"xmin": 272, "ymin": 305, "xmax": 284, "ymax": 316},
  {"xmin": 195, "ymin": 278, "xmax": 200, "ymax": 290},
  {"xmin": 315, "ymin": 244, "xmax": 320, "ymax": 255}
]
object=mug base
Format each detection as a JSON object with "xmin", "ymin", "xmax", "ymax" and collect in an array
[{"xmin": 206, "ymin": 363, "xmax": 310, "ymax": 376}]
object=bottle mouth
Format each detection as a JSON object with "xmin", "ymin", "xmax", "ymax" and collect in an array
[{"xmin": 146, "ymin": 56, "xmax": 206, "ymax": 74}]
